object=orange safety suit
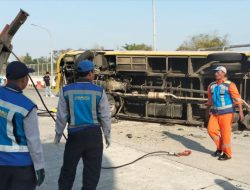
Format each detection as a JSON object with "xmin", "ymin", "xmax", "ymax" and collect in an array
[{"xmin": 207, "ymin": 79, "xmax": 242, "ymax": 158}]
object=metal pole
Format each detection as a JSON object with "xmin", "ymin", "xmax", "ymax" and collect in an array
[
  {"xmin": 152, "ymin": 0, "xmax": 157, "ymax": 51},
  {"xmin": 31, "ymin": 24, "xmax": 53, "ymax": 76},
  {"xmin": 41, "ymin": 63, "xmax": 43, "ymax": 75},
  {"xmin": 37, "ymin": 59, "xmax": 40, "ymax": 76},
  {"xmin": 37, "ymin": 65, "xmax": 39, "ymax": 76}
]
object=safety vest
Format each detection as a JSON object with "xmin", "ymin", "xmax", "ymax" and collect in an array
[
  {"xmin": 63, "ymin": 82, "xmax": 103, "ymax": 133},
  {"xmin": 210, "ymin": 80, "xmax": 235, "ymax": 115},
  {"xmin": 0, "ymin": 86, "xmax": 36, "ymax": 166}
]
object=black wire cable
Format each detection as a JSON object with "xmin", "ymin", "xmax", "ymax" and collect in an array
[
  {"xmin": 101, "ymin": 151, "xmax": 176, "ymax": 169},
  {"xmin": 28, "ymin": 75, "xmax": 67, "ymax": 141},
  {"xmin": 9, "ymin": 49, "xmax": 67, "ymax": 140}
]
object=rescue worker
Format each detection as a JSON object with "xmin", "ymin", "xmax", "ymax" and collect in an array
[
  {"xmin": 0, "ymin": 61, "xmax": 45, "ymax": 189},
  {"xmin": 207, "ymin": 66, "xmax": 244, "ymax": 160},
  {"xmin": 54, "ymin": 60, "xmax": 111, "ymax": 190}
]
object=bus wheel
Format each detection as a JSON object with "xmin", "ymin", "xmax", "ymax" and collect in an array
[
  {"xmin": 208, "ymin": 52, "xmax": 244, "ymax": 63},
  {"xmin": 107, "ymin": 94, "xmax": 117, "ymax": 117},
  {"xmin": 213, "ymin": 62, "xmax": 242, "ymax": 72},
  {"xmin": 75, "ymin": 50, "xmax": 95, "ymax": 64}
]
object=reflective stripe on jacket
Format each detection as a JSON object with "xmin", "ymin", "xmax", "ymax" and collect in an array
[
  {"xmin": 209, "ymin": 80, "xmax": 235, "ymax": 114},
  {"xmin": 0, "ymin": 86, "xmax": 36, "ymax": 166},
  {"xmin": 63, "ymin": 82, "xmax": 103, "ymax": 132}
]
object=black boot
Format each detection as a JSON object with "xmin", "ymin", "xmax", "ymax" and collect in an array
[
  {"xmin": 212, "ymin": 150, "xmax": 222, "ymax": 157},
  {"xmin": 218, "ymin": 153, "xmax": 231, "ymax": 161}
]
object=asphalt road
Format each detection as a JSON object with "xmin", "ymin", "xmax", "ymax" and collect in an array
[{"xmin": 23, "ymin": 88, "xmax": 250, "ymax": 190}]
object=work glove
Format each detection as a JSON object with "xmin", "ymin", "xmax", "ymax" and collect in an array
[
  {"xmin": 105, "ymin": 136, "xmax": 111, "ymax": 148},
  {"xmin": 36, "ymin": 168, "xmax": 45, "ymax": 186},
  {"xmin": 54, "ymin": 132, "xmax": 62, "ymax": 145}
]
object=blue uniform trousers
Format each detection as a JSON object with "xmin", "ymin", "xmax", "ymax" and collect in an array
[
  {"xmin": 0, "ymin": 165, "xmax": 36, "ymax": 190},
  {"xmin": 58, "ymin": 127, "xmax": 103, "ymax": 190}
]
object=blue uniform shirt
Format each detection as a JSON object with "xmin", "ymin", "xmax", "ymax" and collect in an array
[
  {"xmin": 55, "ymin": 80, "xmax": 111, "ymax": 138},
  {"xmin": 0, "ymin": 83, "xmax": 44, "ymax": 169}
]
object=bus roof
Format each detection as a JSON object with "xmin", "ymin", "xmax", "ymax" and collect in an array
[
  {"xmin": 104, "ymin": 50, "xmax": 250, "ymax": 56},
  {"xmin": 61, "ymin": 50, "xmax": 250, "ymax": 57},
  {"xmin": 63, "ymin": 50, "xmax": 84, "ymax": 56}
]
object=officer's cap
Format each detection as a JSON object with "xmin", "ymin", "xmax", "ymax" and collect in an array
[
  {"xmin": 6, "ymin": 61, "xmax": 34, "ymax": 80},
  {"xmin": 77, "ymin": 60, "xmax": 95, "ymax": 73}
]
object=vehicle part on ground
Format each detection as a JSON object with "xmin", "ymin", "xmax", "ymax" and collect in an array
[{"xmin": 0, "ymin": 9, "xmax": 29, "ymax": 72}]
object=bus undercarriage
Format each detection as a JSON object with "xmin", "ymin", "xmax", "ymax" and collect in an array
[{"xmin": 57, "ymin": 50, "xmax": 250, "ymax": 129}]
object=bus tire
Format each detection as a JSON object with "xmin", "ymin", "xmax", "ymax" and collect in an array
[
  {"xmin": 107, "ymin": 94, "xmax": 117, "ymax": 117},
  {"xmin": 75, "ymin": 50, "xmax": 95, "ymax": 64},
  {"xmin": 208, "ymin": 52, "xmax": 244, "ymax": 63},
  {"xmin": 213, "ymin": 62, "xmax": 242, "ymax": 72}
]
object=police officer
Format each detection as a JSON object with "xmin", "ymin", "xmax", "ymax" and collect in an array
[
  {"xmin": 54, "ymin": 60, "xmax": 111, "ymax": 190},
  {"xmin": 0, "ymin": 61, "xmax": 45, "ymax": 189}
]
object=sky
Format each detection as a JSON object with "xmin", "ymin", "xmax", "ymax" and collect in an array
[{"xmin": 1, "ymin": 0, "xmax": 250, "ymax": 58}]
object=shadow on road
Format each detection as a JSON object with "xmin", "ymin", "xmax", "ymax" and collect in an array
[
  {"xmin": 162, "ymin": 131, "xmax": 213, "ymax": 155},
  {"xmin": 215, "ymin": 179, "xmax": 244, "ymax": 190},
  {"xmin": 38, "ymin": 142, "xmax": 115, "ymax": 190}
]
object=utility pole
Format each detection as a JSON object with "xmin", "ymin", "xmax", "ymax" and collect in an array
[
  {"xmin": 31, "ymin": 24, "xmax": 53, "ymax": 76},
  {"xmin": 152, "ymin": 0, "xmax": 157, "ymax": 51}
]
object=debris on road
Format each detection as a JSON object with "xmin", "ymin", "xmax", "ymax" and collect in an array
[
  {"xmin": 187, "ymin": 133, "xmax": 206, "ymax": 139},
  {"xmin": 233, "ymin": 131, "xmax": 242, "ymax": 135},
  {"xmin": 243, "ymin": 133, "xmax": 249, "ymax": 137},
  {"xmin": 178, "ymin": 127, "xmax": 185, "ymax": 131},
  {"xmin": 126, "ymin": 134, "xmax": 133, "ymax": 138}
]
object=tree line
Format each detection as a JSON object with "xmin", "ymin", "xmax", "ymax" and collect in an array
[{"xmin": 20, "ymin": 32, "xmax": 229, "ymax": 64}]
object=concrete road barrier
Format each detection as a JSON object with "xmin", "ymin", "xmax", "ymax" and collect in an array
[{"xmin": 28, "ymin": 75, "xmax": 56, "ymax": 88}]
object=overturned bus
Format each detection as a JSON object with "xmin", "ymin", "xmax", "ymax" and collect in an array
[{"xmin": 55, "ymin": 50, "xmax": 250, "ymax": 129}]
